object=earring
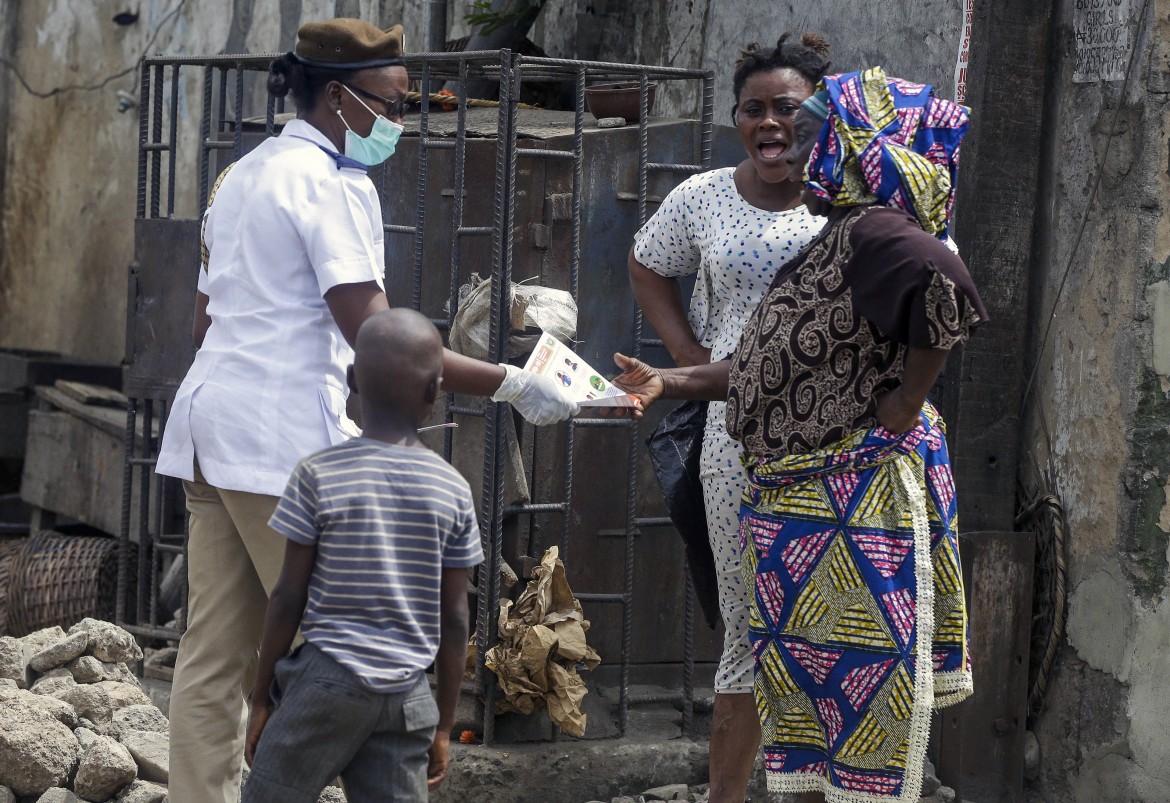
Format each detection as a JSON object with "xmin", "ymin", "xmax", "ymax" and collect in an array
[{"xmin": 336, "ymin": 109, "xmax": 342, "ymax": 117}]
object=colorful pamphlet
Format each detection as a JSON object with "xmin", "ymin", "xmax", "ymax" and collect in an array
[{"xmin": 522, "ymin": 332, "xmax": 637, "ymax": 408}]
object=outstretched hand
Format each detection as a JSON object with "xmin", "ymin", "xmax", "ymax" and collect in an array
[{"xmin": 612, "ymin": 353, "xmax": 665, "ymax": 412}]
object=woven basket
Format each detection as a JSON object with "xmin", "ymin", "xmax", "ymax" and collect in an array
[
  {"xmin": 6, "ymin": 531, "xmax": 123, "ymax": 637},
  {"xmin": 0, "ymin": 536, "xmax": 27, "ymax": 636}
]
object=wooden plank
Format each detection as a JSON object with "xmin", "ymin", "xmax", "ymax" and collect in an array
[
  {"xmin": 944, "ymin": 0, "xmax": 1052, "ymax": 533},
  {"xmin": 937, "ymin": 531, "xmax": 1034, "ymax": 802},
  {"xmin": 19, "ymin": 410, "xmax": 140, "ymax": 537},
  {"xmin": 54, "ymin": 380, "xmax": 128, "ymax": 409},
  {"xmin": 32, "ymin": 386, "xmax": 145, "ymax": 439}
]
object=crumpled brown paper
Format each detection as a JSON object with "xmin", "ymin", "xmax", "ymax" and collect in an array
[{"xmin": 484, "ymin": 546, "xmax": 601, "ymax": 736}]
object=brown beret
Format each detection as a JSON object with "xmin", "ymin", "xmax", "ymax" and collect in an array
[{"xmin": 294, "ymin": 19, "xmax": 405, "ymax": 69}]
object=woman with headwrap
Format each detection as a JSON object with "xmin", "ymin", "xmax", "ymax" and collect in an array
[{"xmin": 614, "ymin": 68, "xmax": 987, "ymax": 802}]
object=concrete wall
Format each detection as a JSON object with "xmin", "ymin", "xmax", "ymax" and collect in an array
[{"xmin": 1023, "ymin": 1, "xmax": 1170, "ymax": 800}]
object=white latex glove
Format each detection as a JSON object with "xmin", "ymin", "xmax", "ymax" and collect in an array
[{"xmin": 491, "ymin": 363, "xmax": 580, "ymax": 425}]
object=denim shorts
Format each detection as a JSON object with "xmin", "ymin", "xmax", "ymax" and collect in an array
[{"xmin": 243, "ymin": 642, "xmax": 439, "ymax": 803}]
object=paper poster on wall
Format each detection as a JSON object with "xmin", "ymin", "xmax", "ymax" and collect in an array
[{"xmin": 1073, "ymin": 0, "xmax": 1133, "ymax": 83}]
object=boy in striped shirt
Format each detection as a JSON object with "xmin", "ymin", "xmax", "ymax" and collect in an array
[{"xmin": 243, "ymin": 309, "xmax": 483, "ymax": 802}]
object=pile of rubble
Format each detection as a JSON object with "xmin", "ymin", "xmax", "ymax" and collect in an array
[{"xmin": 0, "ymin": 619, "xmax": 167, "ymax": 802}]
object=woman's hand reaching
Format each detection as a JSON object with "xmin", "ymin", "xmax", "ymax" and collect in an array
[{"xmin": 612, "ymin": 353, "xmax": 665, "ymax": 411}]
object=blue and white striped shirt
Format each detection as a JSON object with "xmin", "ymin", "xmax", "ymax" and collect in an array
[{"xmin": 269, "ymin": 438, "xmax": 483, "ymax": 693}]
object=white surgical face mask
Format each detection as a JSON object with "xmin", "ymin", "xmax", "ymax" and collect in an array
[{"xmin": 337, "ymin": 85, "xmax": 404, "ymax": 166}]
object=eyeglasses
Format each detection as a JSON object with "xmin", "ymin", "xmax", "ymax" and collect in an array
[{"xmin": 344, "ymin": 84, "xmax": 405, "ymax": 120}]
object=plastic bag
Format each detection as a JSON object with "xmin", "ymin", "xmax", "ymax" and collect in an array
[
  {"xmin": 645, "ymin": 401, "xmax": 720, "ymax": 630},
  {"xmin": 448, "ymin": 274, "xmax": 577, "ymax": 361}
]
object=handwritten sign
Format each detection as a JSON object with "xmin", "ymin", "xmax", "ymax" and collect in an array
[{"xmin": 1073, "ymin": 0, "xmax": 1132, "ymax": 82}]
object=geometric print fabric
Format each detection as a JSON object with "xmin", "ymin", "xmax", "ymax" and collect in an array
[{"xmin": 740, "ymin": 403, "xmax": 972, "ymax": 802}]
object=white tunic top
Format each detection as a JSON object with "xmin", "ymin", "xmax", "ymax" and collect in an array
[
  {"xmin": 632, "ymin": 167, "xmax": 821, "ymax": 363},
  {"xmin": 156, "ymin": 119, "xmax": 384, "ymax": 496}
]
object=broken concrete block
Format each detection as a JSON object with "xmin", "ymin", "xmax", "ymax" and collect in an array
[
  {"xmin": 0, "ymin": 701, "xmax": 80, "ymax": 796},
  {"xmin": 597, "ymin": 116, "xmax": 626, "ymax": 128},
  {"xmin": 316, "ymin": 787, "xmax": 346, "ymax": 803},
  {"xmin": 97, "ymin": 680, "xmax": 153, "ymax": 712},
  {"xmin": 121, "ymin": 730, "xmax": 168, "ymax": 784},
  {"xmin": 643, "ymin": 784, "xmax": 689, "ymax": 800},
  {"xmin": 0, "ymin": 785, "xmax": 13, "ymax": 803},
  {"xmin": 74, "ymin": 735, "xmax": 138, "ymax": 802},
  {"xmin": 68, "ymin": 619, "xmax": 142, "ymax": 664},
  {"xmin": 68, "ymin": 656, "xmax": 104, "ymax": 684},
  {"xmin": 0, "ymin": 637, "xmax": 24, "ymax": 687},
  {"xmin": 73, "ymin": 727, "xmax": 99, "ymax": 750},
  {"xmin": 113, "ymin": 705, "xmax": 169, "ymax": 735},
  {"xmin": 0, "ymin": 688, "xmax": 77, "ymax": 728},
  {"xmin": 54, "ymin": 685, "xmax": 113, "ymax": 724},
  {"xmin": 34, "ymin": 790, "xmax": 83, "ymax": 803},
  {"xmin": 30, "ymin": 668, "xmax": 76, "ymax": 696},
  {"xmin": 29, "ymin": 632, "xmax": 89, "ymax": 674},
  {"xmin": 115, "ymin": 780, "xmax": 168, "ymax": 803},
  {"xmin": 19, "ymin": 627, "xmax": 67, "ymax": 663}
]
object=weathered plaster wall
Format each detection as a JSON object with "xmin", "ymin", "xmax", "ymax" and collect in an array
[
  {"xmin": 1024, "ymin": 0, "xmax": 1170, "ymax": 799},
  {"xmin": 569, "ymin": 0, "xmax": 966, "ymax": 128}
]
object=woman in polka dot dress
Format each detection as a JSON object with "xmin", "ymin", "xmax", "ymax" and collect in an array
[{"xmin": 628, "ymin": 33, "xmax": 833, "ymax": 803}]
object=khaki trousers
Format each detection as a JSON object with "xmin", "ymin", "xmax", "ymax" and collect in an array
[{"xmin": 168, "ymin": 471, "xmax": 284, "ymax": 803}]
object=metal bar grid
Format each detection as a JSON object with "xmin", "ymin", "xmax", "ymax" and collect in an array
[{"xmin": 126, "ymin": 49, "xmax": 717, "ymax": 743}]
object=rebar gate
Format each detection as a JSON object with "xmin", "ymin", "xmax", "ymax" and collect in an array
[{"xmin": 122, "ymin": 48, "xmax": 719, "ymax": 743}]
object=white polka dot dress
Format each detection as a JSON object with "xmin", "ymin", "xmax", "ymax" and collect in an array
[{"xmin": 633, "ymin": 167, "xmax": 822, "ymax": 694}]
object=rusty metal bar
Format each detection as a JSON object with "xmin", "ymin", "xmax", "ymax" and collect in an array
[
  {"xmin": 646, "ymin": 162, "xmax": 701, "ymax": 172},
  {"xmin": 445, "ymin": 57, "xmax": 472, "ymax": 461},
  {"xmin": 412, "ymin": 65, "xmax": 431, "ymax": 312},
  {"xmin": 232, "ymin": 66, "xmax": 244, "ymax": 160},
  {"xmin": 150, "ymin": 64, "xmax": 163, "ymax": 218},
  {"xmin": 116, "ymin": 399, "xmax": 136, "ymax": 628},
  {"xmin": 168, "ymin": 66, "xmax": 180, "ymax": 216},
  {"xmin": 476, "ymin": 49, "xmax": 516, "ymax": 748},
  {"xmin": 198, "ymin": 65, "xmax": 213, "ymax": 212},
  {"xmin": 136, "ymin": 64, "xmax": 148, "ymax": 218}
]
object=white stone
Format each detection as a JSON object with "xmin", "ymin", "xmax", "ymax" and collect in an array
[
  {"xmin": 0, "ymin": 637, "xmax": 24, "ymax": 687},
  {"xmin": 113, "ymin": 705, "xmax": 169, "ymax": 735},
  {"xmin": 0, "ymin": 784, "xmax": 14, "ymax": 803},
  {"xmin": 0, "ymin": 688, "xmax": 77, "ymax": 728},
  {"xmin": 34, "ymin": 790, "xmax": 84, "ymax": 803},
  {"xmin": 115, "ymin": 780, "xmax": 168, "ymax": 803},
  {"xmin": 68, "ymin": 619, "xmax": 143, "ymax": 664},
  {"xmin": 54, "ymin": 684, "xmax": 113, "ymax": 724},
  {"xmin": 0, "ymin": 701, "xmax": 80, "ymax": 796},
  {"xmin": 18, "ymin": 627, "xmax": 66, "ymax": 663},
  {"xmin": 29, "ymin": 632, "xmax": 89, "ymax": 673},
  {"xmin": 121, "ymin": 730, "xmax": 169, "ymax": 784},
  {"xmin": 74, "ymin": 735, "xmax": 138, "ymax": 802},
  {"xmin": 68, "ymin": 656, "xmax": 105, "ymax": 684},
  {"xmin": 30, "ymin": 668, "xmax": 76, "ymax": 696}
]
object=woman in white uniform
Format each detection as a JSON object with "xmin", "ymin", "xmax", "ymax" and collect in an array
[
  {"xmin": 628, "ymin": 33, "xmax": 832, "ymax": 803},
  {"xmin": 155, "ymin": 19, "xmax": 577, "ymax": 803}
]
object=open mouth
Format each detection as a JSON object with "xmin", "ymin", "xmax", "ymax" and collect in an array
[{"xmin": 757, "ymin": 140, "xmax": 787, "ymax": 161}]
